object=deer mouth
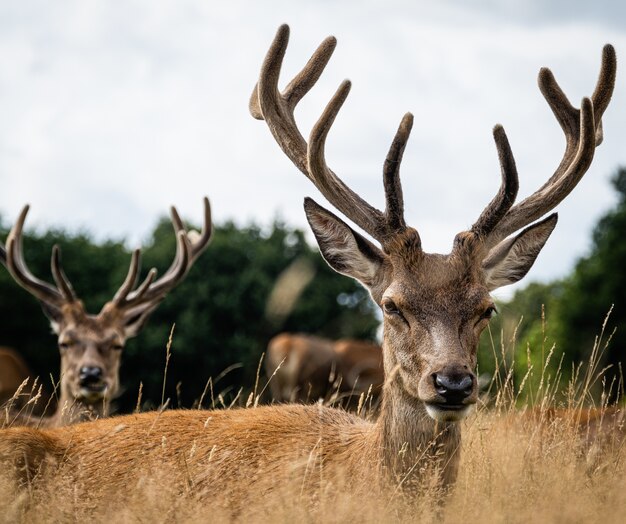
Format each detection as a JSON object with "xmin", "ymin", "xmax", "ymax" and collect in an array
[
  {"xmin": 77, "ymin": 383, "xmax": 109, "ymax": 402},
  {"xmin": 425, "ymin": 402, "xmax": 473, "ymax": 422}
]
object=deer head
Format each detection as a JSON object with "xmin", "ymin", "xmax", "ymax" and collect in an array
[
  {"xmin": 0, "ymin": 198, "xmax": 212, "ymax": 422},
  {"xmin": 251, "ymin": 26, "xmax": 615, "ymax": 423}
]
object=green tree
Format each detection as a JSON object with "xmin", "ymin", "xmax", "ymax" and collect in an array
[
  {"xmin": 478, "ymin": 167, "xmax": 626, "ymax": 400},
  {"xmin": 0, "ymin": 216, "xmax": 379, "ymax": 412},
  {"xmin": 475, "ymin": 281, "xmax": 556, "ymax": 392},
  {"xmin": 125, "ymin": 219, "xmax": 378, "ymax": 410},
  {"xmin": 550, "ymin": 168, "xmax": 626, "ymax": 394}
]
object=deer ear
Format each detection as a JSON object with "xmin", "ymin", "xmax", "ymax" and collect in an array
[
  {"xmin": 39, "ymin": 302, "xmax": 64, "ymax": 334},
  {"xmin": 304, "ymin": 198, "xmax": 385, "ymax": 288},
  {"xmin": 121, "ymin": 306, "xmax": 159, "ymax": 338},
  {"xmin": 483, "ymin": 214, "xmax": 558, "ymax": 291}
]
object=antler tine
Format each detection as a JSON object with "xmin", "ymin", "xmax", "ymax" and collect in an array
[
  {"xmin": 383, "ymin": 113, "xmax": 414, "ymax": 234},
  {"xmin": 250, "ymin": 25, "xmax": 337, "ymax": 171},
  {"xmin": 169, "ymin": 196, "xmax": 212, "ymax": 262},
  {"xmin": 108, "ymin": 199, "xmax": 211, "ymax": 318},
  {"xmin": 170, "ymin": 206, "xmax": 185, "ymax": 235},
  {"xmin": 51, "ymin": 245, "xmax": 77, "ymax": 301},
  {"xmin": 112, "ymin": 249, "xmax": 142, "ymax": 304},
  {"xmin": 307, "ymin": 81, "xmax": 388, "ymax": 239},
  {"xmin": 127, "ymin": 231, "xmax": 190, "ymax": 305},
  {"xmin": 252, "ymin": 25, "xmax": 395, "ymax": 241},
  {"xmin": 283, "ymin": 36, "xmax": 337, "ymax": 112},
  {"xmin": 591, "ymin": 44, "xmax": 617, "ymax": 144},
  {"xmin": 130, "ymin": 268, "xmax": 157, "ymax": 302},
  {"xmin": 485, "ymin": 45, "xmax": 614, "ymax": 248},
  {"xmin": 5, "ymin": 205, "xmax": 65, "ymax": 305},
  {"xmin": 471, "ymin": 125, "xmax": 519, "ymax": 238},
  {"xmin": 190, "ymin": 196, "xmax": 212, "ymax": 260},
  {"xmin": 251, "ymin": 25, "xmax": 337, "ymax": 121}
]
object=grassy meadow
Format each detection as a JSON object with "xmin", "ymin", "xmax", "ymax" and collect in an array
[{"xmin": 1, "ymin": 319, "xmax": 625, "ymax": 524}]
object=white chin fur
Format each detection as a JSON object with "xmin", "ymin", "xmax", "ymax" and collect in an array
[
  {"xmin": 425, "ymin": 403, "xmax": 473, "ymax": 422},
  {"xmin": 77, "ymin": 386, "xmax": 108, "ymax": 403}
]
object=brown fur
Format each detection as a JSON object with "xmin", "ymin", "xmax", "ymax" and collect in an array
[
  {"xmin": 1, "ymin": 200, "xmax": 212, "ymax": 428},
  {"xmin": 265, "ymin": 334, "xmax": 383, "ymax": 404},
  {"xmin": 0, "ymin": 347, "xmax": 31, "ymax": 405},
  {"xmin": 0, "ymin": 404, "xmax": 457, "ymax": 507},
  {"xmin": 0, "ymin": 29, "xmax": 614, "ymax": 507},
  {"xmin": 518, "ymin": 406, "xmax": 626, "ymax": 470}
]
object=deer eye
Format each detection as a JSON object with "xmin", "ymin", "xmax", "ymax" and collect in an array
[
  {"xmin": 59, "ymin": 341, "xmax": 73, "ymax": 351},
  {"xmin": 480, "ymin": 305, "xmax": 497, "ymax": 321},
  {"xmin": 382, "ymin": 300, "xmax": 401, "ymax": 317},
  {"xmin": 111, "ymin": 344, "xmax": 123, "ymax": 351}
]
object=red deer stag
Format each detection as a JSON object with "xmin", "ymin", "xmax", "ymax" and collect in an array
[
  {"xmin": 0, "ymin": 27, "xmax": 615, "ymax": 504},
  {"xmin": 266, "ymin": 333, "xmax": 383, "ymax": 405},
  {"xmin": 0, "ymin": 199, "xmax": 211, "ymax": 427}
]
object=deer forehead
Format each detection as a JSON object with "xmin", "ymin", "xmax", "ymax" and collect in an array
[
  {"xmin": 59, "ymin": 322, "xmax": 125, "ymax": 346},
  {"xmin": 385, "ymin": 253, "xmax": 488, "ymax": 304}
]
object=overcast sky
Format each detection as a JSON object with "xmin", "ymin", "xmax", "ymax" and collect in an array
[{"xmin": 0, "ymin": 1, "xmax": 624, "ymax": 300}]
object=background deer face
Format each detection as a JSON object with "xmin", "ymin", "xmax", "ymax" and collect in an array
[{"xmin": 46, "ymin": 302, "xmax": 147, "ymax": 405}]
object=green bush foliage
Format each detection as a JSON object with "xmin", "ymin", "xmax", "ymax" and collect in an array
[{"xmin": 0, "ymin": 217, "xmax": 378, "ymax": 412}]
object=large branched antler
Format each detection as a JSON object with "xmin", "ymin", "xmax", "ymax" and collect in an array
[
  {"xmin": 250, "ymin": 26, "xmax": 534, "ymax": 253},
  {"xmin": 476, "ymin": 45, "xmax": 616, "ymax": 249},
  {"xmin": 250, "ymin": 25, "xmax": 416, "ymax": 248},
  {"xmin": 252, "ymin": 27, "xmax": 615, "ymax": 256}
]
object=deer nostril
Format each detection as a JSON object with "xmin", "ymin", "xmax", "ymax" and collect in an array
[
  {"xmin": 433, "ymin": 373, "xmax": 474, "ymax": 402},
  {"xmin": 433, "ymin": 374, "xmax": 447, "ymax": 394},
  {"xmin": 79, "ymin": 366, "xmax": 103, "ymax": 383},
  {"xmin": 458, "ymin": 375, "xmax": 473, "ymax": 391}
]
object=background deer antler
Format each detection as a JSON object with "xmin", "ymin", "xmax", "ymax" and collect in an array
[
  {"xmin": 105, "ymin": 197, "xmax": 213, "ymax": 323},
  {"xmin": 2, "ymin": 205, "xmax": 75, "ymax": 308},
  {"xmin": 0, "ymin": 198, "xmax": 212, "ymax": 324}
]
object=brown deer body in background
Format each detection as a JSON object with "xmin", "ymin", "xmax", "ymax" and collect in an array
[
  {"xmin": 0, "ymin": 347, "xmax": 31, "ymax": 405},
  {"xmin": 0, "ymin": 199, "xmax": 212, "ymax": 427},
  {"xmin": 0, "ymin": 27, "xmax": 615, "ymax": 503},
  {"xmin": 266, "ymin": 333, "xmax": 383, "ymax": 404},
  {"xmin": 515, "ymin": 405, "xmax": 626, "ymax": 471}
]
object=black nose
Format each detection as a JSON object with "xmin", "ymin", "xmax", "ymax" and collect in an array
[
  {"xmin": 79, "ymin": 366, "xmax": 103, "ymax": 385},
  {"xmin": 433, "ymin": 372, "xmax": 474, "ymax": 404}
]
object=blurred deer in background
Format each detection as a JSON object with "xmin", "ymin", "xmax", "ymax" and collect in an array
[
  {"xmin": 0, "ymin": 198, "xmax": 212, "ymax": 427},
  {"xmin": 0, "ymin": 27, "xmax": 615, "ymax": 502},
  {"xmin": 266, "ymin": 333, "xmax": 383, "ymax": 405},
  {"xmin": 518, "ymin": 405, "xmax": 626, "ymax": 472},
  {"xmin": 0, "ymin": 347, "xmax": 31, "ymax": 405}
]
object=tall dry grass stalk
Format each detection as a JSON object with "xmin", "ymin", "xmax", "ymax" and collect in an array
[
  {"xmin": 1, "ymin": 312, "xmax": 624, "ymax": 523},
  {"xmin": 1, "ymin": 404, "xmax": 623, "ymax": 523}
]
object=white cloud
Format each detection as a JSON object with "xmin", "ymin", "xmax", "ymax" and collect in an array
[{"xmin": 0, "ymin": 0, "xmax": 624, "ymax": 298}]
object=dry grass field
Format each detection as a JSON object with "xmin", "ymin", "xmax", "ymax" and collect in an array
[
  {"xmin": 1, "ymin": 326, "xmax": 624, "ymax": 523},
  {"xmin": 1, "ymin": 403, "xmax": 623, "ymax": 523}
]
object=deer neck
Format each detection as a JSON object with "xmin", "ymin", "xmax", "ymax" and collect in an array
[{"xmin": 376, "ymin": 367, "xmax": 461, "ymax": 491}]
